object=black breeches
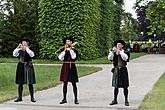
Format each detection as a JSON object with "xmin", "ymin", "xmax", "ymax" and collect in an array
[
  {"xmin": 72, "ymin": 82, "xmax": 78, "ymax": 100},
  {"xmin": 62, "ymin": 82, "xmax": 78, "ymax": 100},
  {"xmin": 18, "ymin": 84, "xmax": 34, "ymax": 98},
  {"xmin": 18, "ymin": 84, "xmax": 23, "ymax": 98},
  {"xmin": 114, "ymin": 88, "xmax": 119, "ymax": 101},
  {"xmin": 113, "ymin": 88, "xmax": 128, "ymax": 101},
  {"xmin": 63, "ymin": 82, "xmax": 68, "ymax": 100},
  {"xmin": 123, "ymin": 88, "xmax": 128, "ymax": 101}
]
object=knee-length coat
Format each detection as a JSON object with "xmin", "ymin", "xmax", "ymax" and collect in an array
[
  {"xmin": 13, "ymin": 48, "xmax": 36, "ymax": 84},
  {"xmin": 58, "ymin": 48, "xmax": 78, "ymax": 83},
  {"xmin": 108, "ymin": 50, "xmax": 130, "ymax": 88}
]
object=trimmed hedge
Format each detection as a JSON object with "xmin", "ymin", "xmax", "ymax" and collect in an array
[
  {"xmin": 38, "ymin": 0, "xmax": 123, "ymax": 60},
  {"xmin": 113, "ymin": 3, "xmax": 123, "ymax": 41},
  {"xmin": 97, "ymin": 0, "xmax": 115, "ymax": 56},
  {"xmin": 38, "ymin": 0, "xmax": 100, "ymax": 60}
]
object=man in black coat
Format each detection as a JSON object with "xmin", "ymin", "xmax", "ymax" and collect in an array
[
  {"xmin": 108, "ymin": 40, "xmax": 130, "ymax": 106},
  {"xmin": 13, "ymin": 38, "xmax": 36, "ymax": 102}
]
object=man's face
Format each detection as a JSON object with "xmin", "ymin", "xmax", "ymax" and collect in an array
[
  {"xmin": 66, "ymin": 39, "xmax": 72, "ymax": 45},
  {"xmin": 22, "ymin": 41, "xmax": 28, "ymax": 47},
  {"xmin": 117, "ymin": 43, "xmax": 123, "ymax": 49}
]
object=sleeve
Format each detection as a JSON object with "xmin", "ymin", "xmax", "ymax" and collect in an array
[
  {"xmin": 108, "ymin": 51, "xmax": 114, "ymax": 60},
  {"xmin": 120, "ymin": 51, "xmax": 128, "ymax": 61},
  {"xmin": 58, "ymin": 51, "xmax": 66, "ymax": 61},
  {"xmin": 70, "ymin": 49, "xmax": 77, "ymax": 59},
  {"xmin": 26, "ymin": 47, "xmax": 35, "ymax": 57},
  {"xmin": 13, "ymin": 48, "xmax": 20, "ymax": 57}
]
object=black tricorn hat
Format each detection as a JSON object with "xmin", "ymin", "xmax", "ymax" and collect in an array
[
  {"xmin": 114, "ymin": 40, "xmax": 125, "ymax": 46},
  {"xmin": 19, "ymin": 38, "xmax": 30, "ymax": 43},
  {"xmin": 63, "ymin": 36, "xmax": 74, "ymax": 44}
]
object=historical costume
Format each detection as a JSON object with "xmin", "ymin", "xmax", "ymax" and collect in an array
[
  {"xmin": 58, "ymin": 37, "xmax": 79, "ymax": 104},
  {"xmin": 13, "ymin": 38, "xmax": 36, "ymax": 102},
  {"xmin": 108, "ymin": 40, "xmax": 130, "ymax": 106}
]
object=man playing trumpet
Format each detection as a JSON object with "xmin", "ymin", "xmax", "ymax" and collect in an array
[
  {"xmin": 108, "ymin": 40, "xmax": 130, "ymax": 106},
  {"xmin": 58, "ymin": 37, "xmax": 79, "ymax": 104},
  {"xmin": 13, "ymin": 38, "xmax": 36, "ymax": 102}
]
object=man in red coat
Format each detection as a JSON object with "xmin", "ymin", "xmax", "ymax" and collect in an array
[{"xmin": 58, "ymin": 37, "xmax": 79, "ymax": 104}]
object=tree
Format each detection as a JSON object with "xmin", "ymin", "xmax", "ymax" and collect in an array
[
  {"xmin": 135, "ymin": 5, "xmax": 151, "ymax": 40},
  {"xmin": 0, "ymin": 0, "xmax": 13, "ymax": 20},
  {"xmin": 0, "ymin": 0, "xmax": 15, "ymax": 56},
  {"xmin": 97, "ymin": 0, "xmax": 117, "ymax": 56},
  {"xmin": 120, "ymin": 12, "xmax": 138, "ymax": 41},
  {"xmin": 146, "ymin": 0, "xmax": 165, "ymax": 40},
  {"xmin": 135, "ymin": 0, "xmax": 165, "ymax": 40},
  {"xmin": 113, "ymin": 1, "xmax": 123, "ymax": 41},
  {"xmin": 0, "ymin": 0, "xmax": 39, "ymax": 57}
]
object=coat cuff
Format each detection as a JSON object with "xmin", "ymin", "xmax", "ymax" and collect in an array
[
  {"xmin": 70, "ymin": 49, "xmax": 77, "ymax": 59},
  {"xmin": 26, "ymin": 47, "xmax": 35, "ymax": 57}
]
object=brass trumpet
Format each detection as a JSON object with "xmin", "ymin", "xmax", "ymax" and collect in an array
[
  {"xmin": 55, "ymin": 42, "xmax": 78, "ymax": 54},
  {"xmin": 109, "ymin": 46, "xmax": 117, "ymax": 53}
]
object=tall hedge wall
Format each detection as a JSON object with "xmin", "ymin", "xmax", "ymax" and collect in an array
[
  {"xmin": 113, "ymin": 3, "xmax": 123, "ymax": 41},
  {"xmin": 38, "ymin": 0, "xmax": 122, "ymax": 60},
  {"xmin": 38, "ymin": 0, "xmax": 100, "ymax": 60},
  {"xmin": 97, "ymin": 0, "xmax": 115, "ymax": 56}
]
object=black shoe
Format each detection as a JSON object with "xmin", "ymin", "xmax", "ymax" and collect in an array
[
  {"xmin": 110, "ymin": 100, "xmax": 118, "ymax": 105},
  {"xmin": 74, "ymin": 99, "xmax": 79, "ymax": 104},
  {"xmin": 31, "ymin": 98, "xmax": 36, "ymax": 102},
  {"xmin": 125, "ymin": 101, "xmax": 129, "ymax": 106},
  {"xmin": 60, "ymin": 99, "xmax": 67, "ymax": 104},
  {"xmin": 14, "ymin": 97, "xmax": 22, "ymax": 102}
]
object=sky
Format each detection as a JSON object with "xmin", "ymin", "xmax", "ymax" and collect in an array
[
  {"xmin": 124, "ymin": 0, "xmax": 137, "ymax": 19},
  {"xmin": 123, "ymin": 0, "xmax": 156, "ymax": 19}
]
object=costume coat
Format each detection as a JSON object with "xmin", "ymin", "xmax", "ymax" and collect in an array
[
  {"xmin": 58, "ymin": 48, "xmax": 78, "ymax": 82},
  {"xmin": 13, "ymin": 48, "xmax": 36, "ymax": 84},
  {"xmin": 108, "ymin": 50, "xmax": 130, "ymax": 88}
]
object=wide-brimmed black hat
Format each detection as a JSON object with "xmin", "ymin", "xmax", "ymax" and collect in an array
[
  {"xmin": 19, "ymin": 38, "xmax": 30, "ymax": 43},
  {"xmin": 63, "ymin": 36, "xmax": 74, "ymax": 44},
  {"xmin": 114, "ymin": 40, "xmax": 125, "ymax": 46}
]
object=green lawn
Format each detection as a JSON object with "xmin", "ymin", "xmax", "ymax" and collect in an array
[
  {"xmin": 139, "ymin": 73, "xmax": 165, "ymax": 110},
  {"xmin": 0, "ymin": 64, "xmax": 101, "ymax": 103},
  {"xmin": 0, "ymin": 52, "xmax": 145, "ymax": 64}
]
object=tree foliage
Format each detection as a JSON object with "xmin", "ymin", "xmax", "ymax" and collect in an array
[
  {"xmin": 0, "ymin": 0, "xmax": 123, "ymax": 59},
  {"xmin": 38, "ymin": 0, "xmax": 100, "ymax": 60},
  {"xmin": 97, "ymin": 0, "xmax": 117, "ymax": 56},
  {"xmin": 135, "ymin": 0, "xmax": 165, "ymax": 40},
  {"xmin": 38, "ymin": 0, "xmax": 123, "ymax": 59},
  {"xmin": 146, "ymin": 0, "xmax": 165, "ymax": 37},
  {"xmin": 121, "ymin": 12, "xmax": 138, "ymax": 41},
  {"xmin": 0, "ymin": 0, "xmax": 39, "ymax": 57}
]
